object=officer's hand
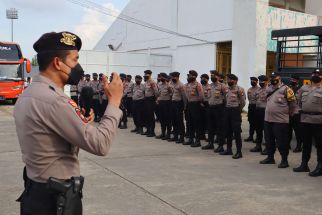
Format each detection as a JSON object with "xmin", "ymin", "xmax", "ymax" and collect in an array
[
  {"xmin": 102, "ymin": 73, "xmax": 123, "ymax": 108},
  {"xmin": 82, "ymin": 108, "xmax": 95, "ymax": 124}
]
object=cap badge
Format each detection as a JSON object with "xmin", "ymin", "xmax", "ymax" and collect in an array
[{"xmin": 60, "ymin": 32, "xmax": 76, "ymax": 46}]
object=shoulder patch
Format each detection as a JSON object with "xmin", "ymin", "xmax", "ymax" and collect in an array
[
  {"xmin": 68, "ymin": 100, "xmax": 88, "ymax": 123},
  {"xmin": 286, "ymin": 87, "xmax": 296, "ymax": 102}
]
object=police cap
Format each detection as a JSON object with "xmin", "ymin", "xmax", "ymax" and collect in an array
[
  {"xmin": 135, "ymin": 75, "xmax": 142, "ymax": 80},
  {"xmin": 227, "ymin": 74, "xmax": 238, "ymax": 81},
  {"xmin": 258, "ymin": 75, "xmax": 268, "ymax": 81},
  {"xmin": 312, "ymin": 69, "xmax": 320, "ymax": 75},
  {"xmin": 144, "ymin": 70, "xmax": 152, "ymax": 75},
  {"xmin": 201, "ymin": 74, "xmax": 209, "ymax": 80},
  {"xmin": 159, "ymin": 73, "xmax": 167, "ymax": 78},
  {"xmin": 189, "ymin": 70, "xmax": 198, "ymax": 77},
  {"xmin": 120, "ymin": 73, "xmax": 127, "ymax": 79},
  {"xmin": 171, "ymin": 72, "xmax": 180, "ymax": 77},
  {"xmin": 250, "ymin": 77, "xmax": 258, "ymax": 81}
]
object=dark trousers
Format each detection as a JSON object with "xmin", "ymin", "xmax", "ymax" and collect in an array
[
  {"xmin": 224, "ymin": 107, "xmax": 242, "ymax": 152},
  {"xmin": 120, "ymin": 99, "xmax": 127, "ymax": 125},
  {"xmin": 144, "ymin": 97, "xmax": 156, "ymax": 132},
  {"xmin": 288, "ymin": 113, "xmax": 302, "ymax": 147},
  {"xmin": 20, "ymin": 180, "xmax": 82, "ymax": 215},
  {"xmin": 254, "ymin": 108, "xmax": 266, "ymax": 143},
  {"xmin": 301, "ymin": 123, "xmax": 322, "ymax": 163},
  {"xmin": 132, "ymin": 99, "xmax": 145, "ymax": 128},
  {"xmin": 71, "ymin": 96, "xmax": 79, "ymax": 105},
  {"xmin": 247, "ymin": 104, "xmax": 256, "ymax": 138},
  {"xmin": 208, "ymin": 104, "xmax": 225, "ymax": 144},
  {"xmin": 171, "ymin": 101, "xmax": 185, "ymax": 137},
  {"xmin": 200, "ymin": 102, "xmax": 209, "ymax": 138},
  {"xmin": 100, "ymin": 99, "xmax": 108, "ymax": 118},
  {"xmin": 126, "ymin": 97, "xmax": 133, "ymax": 117},
  {"xmin": 264, "ymin": 122, "xmax": 289, "ymax": 159},
  {"xmin": 187, "ymin": 102, "xmax": 202, "ymax": 139},
  {"xmin": 92, "ymin": 99, "xmax": 100, "ymax": 120},
  {"xmin": 158, "ymin": 100, "xmax": 172, "ymax": 134}
]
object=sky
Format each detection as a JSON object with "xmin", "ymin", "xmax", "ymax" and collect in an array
[{"xmin": 0, "ymin": 0, "xmax": 129, "ymax": 60}]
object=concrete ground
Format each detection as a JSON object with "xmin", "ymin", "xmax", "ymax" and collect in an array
[{"xmin": 1, "ymin": 102, "xmax": 322, "ymax": 215}]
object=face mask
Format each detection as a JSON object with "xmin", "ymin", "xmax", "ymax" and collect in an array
[
  {"xmin": 201, "ymin": 80, "xmax": 207, "ymax": 85},
  {"xmin": 93, "ymin": 77, "xmax": 98, "ymax": 81},
  {"xmin": 311, "ymin": 76, "xmax": 321, "ymax": 84},
  {"xmin": 188, "ymin": 77, "xmax": 196, "ymax": 82},
  {"xmin": 211, "ymin": 77, "xmax": 217, "ymax": 83},
  {"xmin": 228, "ymin": 81, "xmax": 234, "ymax": 87},
  {"xmin": 251, "ymin": 81, "xmax": 257, "ymax": 87},
  {"xmin": 259, "ymin": 82, "xmax": 266, "ymax": 88},
  {"xmin": 135, "ymin": 81, "xmax": 141, "ymax": 85},
  {"xmin": 270, "ymin": 79, "xmax": 279, "ymax": 86},
  {"xmin": 172, "ymin": 79, "xmax": 177, "ymax": 83},
  {"xmin": 62, "ymin": 62, "xmax": 84, "ymax": 85},
  {"xmin": 219, "ymin": 79, "xmax": 224, "ymax": 83},
  {"xmin": 144, "ymin": 76, "xmax": 149, "ymax": 82}
]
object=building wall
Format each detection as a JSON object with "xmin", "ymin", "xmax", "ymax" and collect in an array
[{"xmin": 306, "ymin": 0, "xmax": 322, "ymax": 16}]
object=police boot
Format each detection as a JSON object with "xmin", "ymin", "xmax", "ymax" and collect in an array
[
  {"xmin": 156, "ymin": 130, "xmax": 165, "ymax": 139},
  {"xmin": 293, "ymin": 162, "xmax": 310, "ymax": 172},
  {"xmin": 168, "ymin": 135, "xmax": 178, "ymax": 142},
  {"xmin": 191, "ymin": 139, "xmax": 201, "ymax": 148},
  {"xmin": 250, "ymin": 142, "xmax": 262, "ymax": 152},
  {"xmin": 309, "ymin": 163, "xmax": 322, "ymax": 177},
  {"xmin": 163, "ymin": 129, "xmax": 171, "ymax": 140},
  {"xmin": 120, "ymin": 122, "xmax": 127, "ymax": 129},
  {"xmin": 214, "ymin": 145, "xmax": 224, "ymax": 153},
  {"xmin": 244, "ymin": 136, "xmax": 253, "ymax": 142},
  {"xmin": 131, "ymin": 127, "xmax": 138, "ymax": 133},
  {"xmin": 183, "ymin": 138, "xmax": 193, "ymax": 145},
  {"xmin": 143, "ymin": 128, "xmax": 149, "ymax": 135},
  {"xmin": 202, "ymin": 140, "xmax": 214, "ymax": 150},
  {"xmin": 137, "ymin": 127, "xmax": 144, "ymax": 135},
  {"xmin": 278, "ymin": 159, "xmax": 289, "ymax": 168},
  {"xmin": 147, "ymin": 129, "xmax": 156, "ymax": 137},
  {"xmin": 261, "ymin": 147, "xmax": 268, "ymax": 155},
  {"xmin": 176, "ymin": 136, "xmax": 184, "ymax": 144},
  {"xmin": 232, "ymin": 151, "xmax": 243, "ymax": 159},
  {"xmin": 260, "ymin": 156, "xmax": 275, "ymax": 164},
  {"xmin": 220, "ymin": 148, "xmax": 233, "ymax": 155}
]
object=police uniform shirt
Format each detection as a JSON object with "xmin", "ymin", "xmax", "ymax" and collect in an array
[
  {"xmin": 225, "ymin": 85, "xmax": 246, "ymax": 109},
  {"xmin": 98, "ymin": 81, "xmax": 106, "ymax": 101},
  {"xmin": 123, "ymin": 81, "xmax": 129, "ymax": 97},
  {"xmin": 299, "ymin": 84, "xmax": 322, "ymax": 124},
  {"xmin": 264, "ymin": 84, "xmax": 296, "ymax": 123},
  {"xmin": 126, "ymin": 82, "xmax": 134, "ymax": 98},
  {"xmin": 77, "ymin": 79, "xmax": 86, "ymax": 94},
  {"xmin": 158, "ymin": 82, "xmax": 173, "ymax": 101},
  {"xmin": 90, "ymin": 80, "xmax": 100, "ymax": 99},
  {"xmin": 185, "ymin": 81, "xmax": 204, "ymax": 102},
  {"xmin": 14, "ymin": 74, "xmax": 122, "ymax": 183},
  {"xmin": 208, "ymin": 82, "xmax": 227, "ymax": 106},
  {"xmin": 172, "ymin": 81, "xmax": 186, "ymax": 101},
  {"xmin": 255, "ymin": 86, "xmax": 268, "ymax": 109},
  {"xmin": 202, "ymin": 84, "xmax": 211, "ymax": 102},
  {"xmin": 70, "ymin": 85, "xmax": 78, "ymax": 97},
  {"xmin": 247, "ymin": 86, "xmax": 259, "ymax": 105},
  {"xmin": 144, "ymin": 79, "xmax": 159, "ymax": 98},
  {"xmin": 133, "ymin": 83, "xmax": 145, "ymax": 101}
]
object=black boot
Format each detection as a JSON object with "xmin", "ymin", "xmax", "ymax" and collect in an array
[
  {"xmin": 168, "ymin": 135, "xmax": 178, "ymax": 142},
  {"xmin": 120, "ymin": 122, "xmax": 127, "ymax": 129},
  {"xmin": 260, "ymin": 156, "xmax": 275, "ymax": 164},
  {"xmin": 156, "ymin": 133, "xmax": 165, "ymax": 139},
  {"xmin": 244, "ymin": 137, "xmax": 253, "ymax": 142},
  {"xmin": 162, "ymin": 131, "xmax": 171, "ymax": 140},
  {"xmin": 176, "ymin": 136, "xmax": 184, "ymax": 144},
  {"xmin": 293, "ymin": 162, "xmax": 310, "ymax": 172},
  {"xmin": 250, "ymin": 142, "xmax": 262, "ymax": 152},
  {"xmin": 138, "ymin": 127, "xmax": 144, "ymax": 135},
  {"xmin": 309, "ymin": 163, "xmax": 322, "ymax": 177},
  {"xmin": 220, "ymin": 148, "xmax": 233, "ymax": 155},
  {"xmin": 202, "ymin": 141, "xmax": 214, "ymax": 150},
  {"xmin": 214, "ymin": 145, "xmax": 224, "ymax": 153},
  {"xmin": 232, "ymin": 152, "xmax": 243, "ymax": 159},
  {"xmin": 147, "ymin": 129, "xmax": 156, "ymax": 137},
  {"xmin": 183, "ymin": 138, "xmax": 193, "ymax": 145},
  {"xmin": 261, "ymin": 147, "xmax": 268, "ymax": 155},
  {"xmin": 191, "ymin": 139, "xmax": 201, "ymax": 147},
  {"xmin": 131, "ymin": 128, "xmax": 138, "ymax": 133},
  {"xmin": 278, "ymin": 159, "xmax": 289, "ymax": 168}
]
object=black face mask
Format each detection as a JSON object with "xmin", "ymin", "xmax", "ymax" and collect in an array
[
  {"xmin": 259, "ymin": 82, "xmax": 266, "ymax": 88},
  {"xmin": 270, "ymin": 79, "xmax": 279, "ymax": 86},
  {"xmin": 172, "ymin": 79, "xmax": 177, "ymax": 83},
  {"xmin": 63, "ymin": 63, "xmax": 84, "ymax": 85},
  {"xmin": 135, "ymin": 81, "xmax": 141, "ymax": 85},
  {"xmin": 311, "ymin": 76, "xmax": 321, "ymax": 84},
  {"xmin": 228, "ymin": 81, "xmax": 234, "ymax": 87},
  {"xmin": 251, "ymin": 81, "xmax": 257, "ymax": 87},
  {"xmin": 144, "ymin": 76, "xmax": 149, "ymax": 82},
  {"xmin": 211, "ymin": 77, "xmax": 217, "ymax": 83},
  {"xmin": 188, "ymin": 77, "xmax": 196, "ymax": 83},
  {"xmin": 201, "ymin": 80, "xmax": 207, "ymax": 85}
]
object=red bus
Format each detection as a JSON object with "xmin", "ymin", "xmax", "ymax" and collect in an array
[{"xmin": 0, "ymin": 42, "xmax": 31, "ymax": 103}]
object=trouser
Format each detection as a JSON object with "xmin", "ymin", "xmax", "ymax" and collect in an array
[
  {"xmin": 288, "ymin": 113, "xmax": 302, "ymax": 147},
  {"xmin": 126, "ymin": 97, "xmax": 133, "ymax": 116},
  {"xmin": 301, "ymin": 123, "xmax": 322, "ymax": 163},
  {"xmin": 92, "ymin": 99, "xmax": 100, "ymax": 120},
  {"xmin": 18, "ymin": 169, "xmax": 83, "ymax": 215},
  {"xmin": 254, "ymin": 108, "xmax": 266, "ymax": 143},
  {"xmin": 264, "ymin": 122, "xmax": 289, "ymax": 159},
  {"xmin": 186, "ymin": 101, "xmax": 202, "ymax": 139},
  {"xmin": 247, "ymin": 104, "xmax": 256, "ymax": 138},
  {"xmin": 171, "ymin": 101, "xmax": 185, "ymax": 137},
  {"xmin": 200, "ymin": 101, "xmax": 209, "ymax": 138},
  {"xmin": 100, "ymin": 99, "xmax": 108, "ymax": 118},
  {"xmin": 144, "ymin": 97, "xmax": 156, "ymax": 132},
  {"xmin": 132, "ymin": 99, "xmax": 145, "ymax": 128},
  {"xmin": 120, "ymin": 99, "xmax": 127, "ymax": 125},
  {"xmin": 71, "ymin": 96, "xmax": 78, "ymax": 105},
  {"xmin": 158, "ymin": 100, "xmax": 172, "ymax": 134},
  {"xmin": 224, "ymin": 107, "xmax": 242, "ymax": 152},
  {"xmin": 208, "ymin": 104, "xmax": 225, "ymax": 145}
]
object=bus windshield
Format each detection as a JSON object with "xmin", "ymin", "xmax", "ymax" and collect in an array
[
  {"xmin": 0, "ymin": 44, "xmax": 22, "ymax": 61},
  {"xmin": 0, "ymin": 64, "xmax": 23, "ymax": 81}
]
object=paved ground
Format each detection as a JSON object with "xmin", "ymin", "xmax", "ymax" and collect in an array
[{"xmin": 1, "ymin": 102, "xmax": 322, "ymax": 215}]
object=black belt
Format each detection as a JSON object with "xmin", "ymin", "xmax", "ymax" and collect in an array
[{"xmin": 300, "ymin": 111, "xmax": 322, "ymax": 115}]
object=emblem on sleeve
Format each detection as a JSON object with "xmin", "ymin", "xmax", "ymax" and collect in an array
[{"xmin": 68, "ymin": 100, "xmax": 88, "ymax": 123}]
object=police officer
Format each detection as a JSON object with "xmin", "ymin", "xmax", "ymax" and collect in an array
[
  {"xmin": 220, "ymin": 74, "xmax": 246, "ymax": 159},
  {"xmin": 119, "ymin": 73, "xmax": 128, "ymax": 129},
  {"xmin": 288, "ymin": 75, "xmax": 303, "ymax": 153},
  {"xmin": 200, "ymin": 74, "xmax": 211, "ymax": 140},
  {"xmin": 250, "ymin": 75, "xmax": 268, "ymax": 154},
  {"xmin": 90, "ymin": 73, "xmax": 101, "ymax": 122},
  {"xmin": 245, "ymin": 77, "xmax": 259, "ymax": 142},
  {"xmin": 184, "ymin": 70, "xmax": 204, "ymax": 147},
  {"xmin": 293, "ymin": 70, "xmax": 322, "ymax": 176},
  {"xmin": 169, "ymin": 72, "xmax": 186, "ymax": 143},
  {"xmin": 131, "ymin": 75, "xmax": 145, "ymax": 134},
  {"xmin": 143, "ymin": 70, "xmax": 159, "ymax": 137},
  {"xmin": 14, "ymin": 31, "xmax": 123, "ymax": 215},
  {"xmin": 126, "ymin": 75, "xmax": 134, "ymax": 117},
  {"xmin": 260, "ymin": 73, "xmax": 296, "ymax": 168},
  {"xmin": 156, "ymin": 73, "xmax": 173, "ymax": 140},
  {"xmin": 202, "ymin": 70, "xmax": 227, "ymax": 152}
]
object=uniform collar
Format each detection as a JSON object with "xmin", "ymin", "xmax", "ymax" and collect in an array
[{"xmin": 32, "ymin": 74, "xmax": 64, "ymax": 94}]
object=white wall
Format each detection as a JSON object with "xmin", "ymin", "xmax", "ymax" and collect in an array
[{"xmin": 78, "ymin": 50, "xmax": 109, "ymax": 76}]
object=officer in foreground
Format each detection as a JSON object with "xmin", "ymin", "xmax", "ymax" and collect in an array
[{"xmin": 14, "ymin": 32, "xmax": 123, "ymax": 215}]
